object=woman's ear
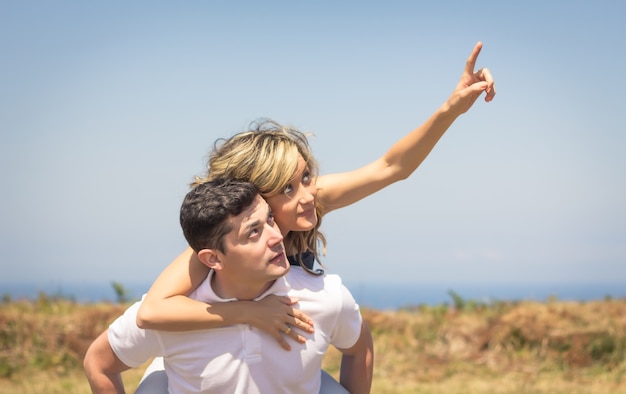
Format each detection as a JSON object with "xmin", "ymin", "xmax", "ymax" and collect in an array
[{"xmin": 197, "ymin": 249, "xmax": 223, "ymax": 271}]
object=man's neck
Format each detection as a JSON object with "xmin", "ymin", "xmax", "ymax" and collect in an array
[{"xmin": 211, "ymin": 273, "xmax": 276, "ymax": 301}]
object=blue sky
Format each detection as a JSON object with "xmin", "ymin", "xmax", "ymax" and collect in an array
[{"xmin": 1, "ymin": 2, "xmax": 625, "ymax": 296}]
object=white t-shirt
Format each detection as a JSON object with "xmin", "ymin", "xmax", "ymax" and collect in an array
[{"xmin": 108, "ymin": 266, "xmax": 362, "ymax": 394}]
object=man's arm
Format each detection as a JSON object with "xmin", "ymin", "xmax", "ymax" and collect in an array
[
  {"xmin": 83, "ymin": 329, "xmax": 131, "ymax": 394},
  {"xmin": 337, "ymin": 321, "xmax": 374, "ymax": 394}
]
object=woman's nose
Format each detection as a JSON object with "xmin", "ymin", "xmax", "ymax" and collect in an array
[{"xmin": 299, "ymin": 183, "xmax": 316, "ymax": 204}]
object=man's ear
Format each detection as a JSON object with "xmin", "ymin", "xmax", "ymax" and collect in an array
[{"xmin": 197, "ymin": 249, "xmax": 223, "ymax": 271}]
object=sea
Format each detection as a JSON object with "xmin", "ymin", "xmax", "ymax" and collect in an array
[{"xmin": 2, "ymin": 281, "xmax": 625, "ymax": 310}]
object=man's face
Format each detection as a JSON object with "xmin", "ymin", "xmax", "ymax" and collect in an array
[{"xmin": 216, "ymin": 195, "xmax": 289, "ymax": 296}]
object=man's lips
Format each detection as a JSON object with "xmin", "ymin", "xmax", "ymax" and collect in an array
[{"xmin": 270, "ymin": 251, "xmax": 286, "ymax": 264}]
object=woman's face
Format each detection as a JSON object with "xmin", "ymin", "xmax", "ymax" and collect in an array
[{"xmin": 266, "ymin": 155, "xmax": 317, "ymax": 236}]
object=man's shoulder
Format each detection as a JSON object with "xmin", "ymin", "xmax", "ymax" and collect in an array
[
  {"xmin": 286, "ymin": 266, "xmax": 347, "ymax": 295},
  {"xmin": 287, "ymin": 265, "xmax": 341, "ymax": 282}
]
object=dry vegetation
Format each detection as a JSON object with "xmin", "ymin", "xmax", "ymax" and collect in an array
[{"xmin": 1, "ymin": 292, "xmax": 626, "ymax": 393}]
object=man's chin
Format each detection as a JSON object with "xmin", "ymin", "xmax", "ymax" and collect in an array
[{"xmin": 270, "ymin": 264, "xmax": 290, "ymax": 278}]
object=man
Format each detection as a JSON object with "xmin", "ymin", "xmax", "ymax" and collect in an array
[{"xmin": 83, "ymin": 178, "xmax": 373, "ymax": 393}]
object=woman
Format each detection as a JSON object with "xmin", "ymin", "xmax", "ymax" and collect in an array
[{"xmin": 137, "ymin": 41, "xmax": 495, "ymax": 345}]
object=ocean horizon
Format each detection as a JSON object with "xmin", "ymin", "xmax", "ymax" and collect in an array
[{"xmin": 2, "ymin": 280, "xmax": 625, "ymax": 310}]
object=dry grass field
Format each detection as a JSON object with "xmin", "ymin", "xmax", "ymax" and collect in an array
[{"xmin": 1, "ymin": 292, "xmax": 625, "ymax": 393}]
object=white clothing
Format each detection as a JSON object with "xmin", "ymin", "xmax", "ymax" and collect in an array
[
  {"xmin": 108, "ymin": 266, "xmax": 362, "ymax": 394},
  {"xmin": 135, "ymin": 358, "xmax": 349, "ymax": 394}
]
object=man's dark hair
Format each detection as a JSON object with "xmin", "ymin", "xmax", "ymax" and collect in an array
[{"xmin": 180, "ymin": 178, "xmax": 259, "ymax": 253}]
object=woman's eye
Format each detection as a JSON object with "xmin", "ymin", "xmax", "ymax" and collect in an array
[
  {"xmin": 283, "ymin": 184, "xmax": 293, "ymax": 194},
  {"xmin": 302, "ymin": 171, "xmax": 311, "ymax": 184}
]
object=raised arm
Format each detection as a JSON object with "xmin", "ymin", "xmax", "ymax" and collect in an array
[
  {"xmin": 317, "ymin": 41, "xmax": 496, "ymax": 213},
  {"xmin": 136, "ymin": 247, "xmax": 314, "ymax": 350}
]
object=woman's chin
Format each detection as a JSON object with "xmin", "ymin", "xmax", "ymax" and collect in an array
[{"xmin": 296, "ymin": 218, "xmax": 317, "ymax": 231}]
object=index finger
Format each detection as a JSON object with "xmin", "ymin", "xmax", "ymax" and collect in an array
[{"xmin": 465, "ymin": 41, "xmax": 483, "ymax": 75}]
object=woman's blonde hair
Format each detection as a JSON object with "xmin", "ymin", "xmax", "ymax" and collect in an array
[{"xmin": 192, "ymin": 119, "xmax": 326, "ymax": 274}]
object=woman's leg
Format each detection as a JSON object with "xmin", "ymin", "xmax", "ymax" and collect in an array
[
  {"xmin": 320, "ymin": 370, "xmax": 349, "ymax": 394},
  {"xmin": 134, "ymin": 357, "xmax": 168, "ymax": 394}
]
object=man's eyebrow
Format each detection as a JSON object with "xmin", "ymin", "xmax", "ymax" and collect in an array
[
  {"xmin": 243, "ymin": 205, "xmax": 270, "ymax": 233},
  {"xmin": 243, "ymin": 219, "xmax": 261, "ymax": 233}
]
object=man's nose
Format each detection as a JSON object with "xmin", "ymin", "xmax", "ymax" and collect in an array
[{"xmin": 267, "ymin": 224, "xmax": 284, "ymax": 246}]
